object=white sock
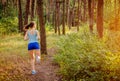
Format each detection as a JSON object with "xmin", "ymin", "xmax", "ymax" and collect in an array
[{"xmin": 37, "ymin": 56, "xmax": 41, "ymax": 59}]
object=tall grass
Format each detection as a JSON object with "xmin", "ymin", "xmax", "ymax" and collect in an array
[{"xmin": 0, "ymin": 34, "xmax": 29, "ymax": 81}]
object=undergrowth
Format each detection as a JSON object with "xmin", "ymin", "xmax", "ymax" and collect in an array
[
  {"xmin": 54, "ymin": 27, "xmax": 120, "ymax": 81},
  {"xmin": 0, "ymin": 34, "xmax": 29, "ymax": 81}
]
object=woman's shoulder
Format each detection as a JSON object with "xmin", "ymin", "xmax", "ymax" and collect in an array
[
  {"xmin": 26, "ymin": 30, "xmax": 30, "ymax": 33},
  {"xmin": 26, "ymin": 30, "xmax": 31, "ymax": 35}
]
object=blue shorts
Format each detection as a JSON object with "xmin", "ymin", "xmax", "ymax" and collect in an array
[{"xmin": 28, "ymin": 42, "xmax": 40, "ymax": 50}]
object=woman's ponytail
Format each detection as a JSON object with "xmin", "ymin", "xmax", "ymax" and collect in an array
[{"xmin": 23, "ymin": 21, "xmax": 35, "ymax": 31}]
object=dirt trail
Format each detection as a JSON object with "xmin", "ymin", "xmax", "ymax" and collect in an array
[{"xmin": 25, "ymin": 48, "xmax": 61, "ymax": 81}]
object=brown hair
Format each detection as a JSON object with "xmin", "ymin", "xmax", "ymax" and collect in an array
[{"xmin": 23, "ymin": 21, "xmax": 35, "ymax": 31}]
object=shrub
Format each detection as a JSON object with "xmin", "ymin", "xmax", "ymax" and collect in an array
[
  {"xmin": 54, "ymin": 27, "xmax": 120, "ymax": 81},
  {"xmin": 0, "ymin": 17, "xmax": 18, "ymax": 35}
]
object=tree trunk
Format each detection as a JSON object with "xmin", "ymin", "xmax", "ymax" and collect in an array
[
  {"xmin": 55, "ymin": 1, "xmax": 58, "ymax": 33},
  {"xmin": 62, "ymin": 0, "xmax": 65, "ymax": 35},
  {"xmin": 66, "ymin": 0, "xmax": 70, "ymax": 26},
  {"xmin": 80, "ymin": 1, "xmax": 82, "ymax": 21},
  {"xmin": 57, "ymin": 2, "xmax": 60, "ymax": 35},
  {"xmin": 91, "ymin": 0, "xmax": 94, "ymax": 30},
  {"xmin": 18, "ymin": 0, "xmax": 23, "ymax": 32},
  {"xmin": 68, "ymin": 9, "xmax": 72, "ymax": 29},
  {"xmin": 77, "ymin": 0, "xmax": 80, "ymax": 31},
  {"xmin": 31, "ymin": 0, "xmax": 35, "ymax": 21},
  {"xmin": 24, "ymin": 0, "xmax": 30, "ymax": 25},
  {"xmin": 51, "ymin": 0, "xmax": 55, "ymax": 26},
  {"xmin": 37, "ymin": 0, "xmax": 47, "ymax": 54},
  {"xmin": 88, "ymin": 0, "xmax": 94, "ymax": 33},
  {"xmin": 46, "ymin": 0, "xmax": 50, "ymax": 22},
  {"xmin": 72, "ymin": 0, "xmax": 76, "ymax": 26},
  {"xmin": 97, "ymin": 0, "xmax": 104, "ymax": 38},
  {"xmin": 83, "ymin": 0, "xmax": 87, "ymax": 22},
  {"xmin": 56, "ymin": 0, "xmax": 60, "ymax": 35},
  {"xmin": 2, "ymin": 0, "xmax": 7, "ymax": 16}
]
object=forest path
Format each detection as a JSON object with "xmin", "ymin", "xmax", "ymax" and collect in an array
[{"xmin": 25, "ymin": 47, "xmax": 61, "ymax": 81}]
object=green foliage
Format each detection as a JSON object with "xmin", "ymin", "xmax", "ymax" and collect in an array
[
  {"xmin": 0, "ymin": 17, "xmax": 18, "ymax": 35},
  {"xmin": 0, "ymin": 1, "xmax": 18, "ymax": 36},
  {"xmin": 54, "ymin": 27, "xmax": 120, "ymax": 81},
  {"xmin": 45, "ymin": 22, "xmax": 54, "ymax": 31}
]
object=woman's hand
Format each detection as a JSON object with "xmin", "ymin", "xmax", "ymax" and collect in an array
[{"xmin": 24, "ymin": 31, "xmax": 28, "ymax": 40}]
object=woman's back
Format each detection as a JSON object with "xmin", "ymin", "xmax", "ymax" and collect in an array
[{"xmin": 27, "ymin": 30, "xmax": 38, "ymax": 43}]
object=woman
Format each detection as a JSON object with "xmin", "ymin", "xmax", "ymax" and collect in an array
[{"xmin": 24, "ymin": 21, "xmax": 41, "ymax": 75}]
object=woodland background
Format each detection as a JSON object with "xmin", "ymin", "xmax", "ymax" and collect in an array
[{"xmin": 0, "ymin": 0, "xmax": 120, "ymax": 81}]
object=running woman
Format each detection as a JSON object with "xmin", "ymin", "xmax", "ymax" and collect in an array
[{"xmin": 24, "ymin": 21, "xmax": 41, "ymax": 75}]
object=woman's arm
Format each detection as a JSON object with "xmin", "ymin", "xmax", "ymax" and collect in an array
[
  {"xmin": 36, "ymin": 30, "xmax": 40, "ymax": 40},
  {"xmin": 24, "ymin": 31, "xmax": 28, "ymax": 40}
]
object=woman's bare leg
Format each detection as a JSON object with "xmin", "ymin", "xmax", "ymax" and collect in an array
[
  {"xmin": 35, "ymin": 50, "xmax": 41, "ymax": 62},
  {"xmin": 29, "ymin": 50, "xmax": 35, "ymax": 71}
]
